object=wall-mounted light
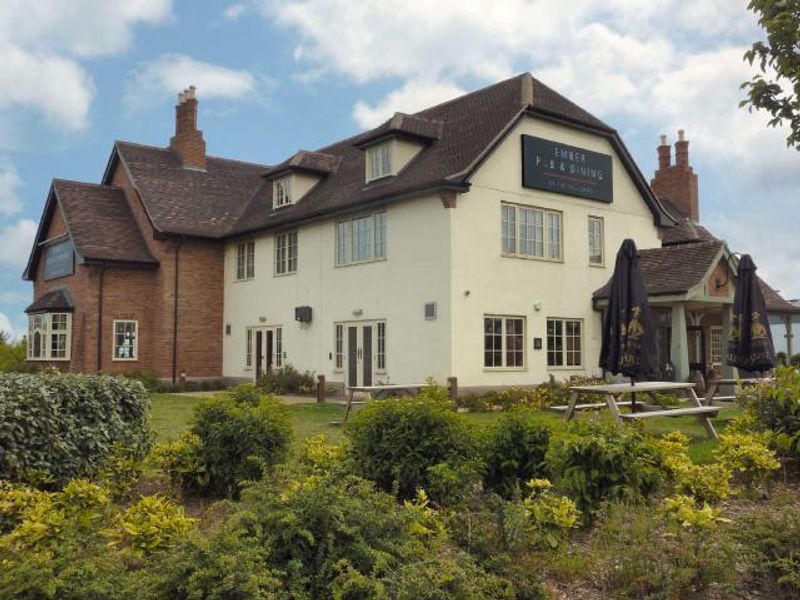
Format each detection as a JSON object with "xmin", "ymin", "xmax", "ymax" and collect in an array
[
  {"xmin": 464, "ymin": 290, "xmax": 471, "ymax": 297},
  {"xmin": 258, "ymin": 316, "xmax": 267, "ymax": 323},
  {"xmin": 352, "ymin": 308, "xmax": 363, "ymax": 317},
  {"xmin": 225, "ymin": 324, "xmax": 231, "ymax": 335},
  {"xmin": 533, "ymin": 302, "xmax": 542, "ymax": 312}
]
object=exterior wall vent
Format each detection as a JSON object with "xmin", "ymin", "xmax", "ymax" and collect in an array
[
  {"xmin": 424, "ymin": 302, "xmax": 437, "ymax": 320},
  {"xmin": 295, "ymin": 306, "xmax": 313, "ymax": 323}
]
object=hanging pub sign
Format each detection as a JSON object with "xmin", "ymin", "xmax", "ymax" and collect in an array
[{"xmin": 521, "ymin": 135, "xmax": 613, "ymax": 203}]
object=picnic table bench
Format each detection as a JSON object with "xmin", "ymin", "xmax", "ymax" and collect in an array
[
  {"xmin": 704, "ymin": 377, "xmax": 773, "ymax": 405},
  {"xmin": 333, "ymin": 383, "xmax": 434, "ymax": 424},
  {"xmin": 563, "ymin": 381, "xmax": 719, "ymax": 440}
]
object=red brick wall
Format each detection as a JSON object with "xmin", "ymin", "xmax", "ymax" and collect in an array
[{"xmin": 27, "ymin": 154, "xmax": 225, "ymax": 381}]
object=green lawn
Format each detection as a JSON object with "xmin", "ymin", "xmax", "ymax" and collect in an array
[{"xmin": 150, "ymin": 393, "xmax": 739, "ymax": 462}]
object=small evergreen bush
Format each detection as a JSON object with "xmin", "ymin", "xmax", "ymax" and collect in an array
[
  {"xmin": 482, "ymin": 409, "xmax": 551, "ymax": 498},
  {"xmin": 258, "ymin": 364, "xmax": 315, "ymax": 394}
]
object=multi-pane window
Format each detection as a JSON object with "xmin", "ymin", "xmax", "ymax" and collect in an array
[
  {"xmin": 27, "ymin": 313, "xmax": 70, "ymax": 361},
  {"xmin": 43, "ymin": 240, "xmax": 74, "ymax": 280},
  {"xmin": 501, "ymin": 203, "xmax": 561, "ymax": 260},
  {"xmin": 366, "ymin": 142, "xmax": 392, "ymax": 181},
  {"xmin": 483, "ymin": 316, "xmax": 525, "ymax": 368},
  {"xmin": 245, "ymin": 328, "xmax": 253, "ymax": 368},
  {"xmin": 377, "ymin": 322, "xmax": 386, "ymax": 371},
  {"xmin": 274, "ymin": 176, "xmax": 292, "ymax": 207},
  {"xmin": 113, "ymin": 320, "xmax": 138, "ymax": 361},
  {"xmin": 547, "ymin": 318, "xmax": 582, "ymax": 367},
  {"xmin": 710, "ymin": 326, "xmax": 723, "ymax": 366},
  {"xmin": 334, "ymin": 324, "xmax": 344, "ymax": 370},
  {"xmin": 236, "ymin": 241, "xmax": 255, "ymax": 280},
  {"xmin": 275, "ymin": 327, "xmax": 283, "ymax": 368},
  {"xmin": 588, "ymin": 216, "xmax": 604, "ymax": 265},
  {"xmin": 275, "ymin": 231, "xmax": 298, "ymax": 275},
  {"xmin": 335, "ymin": 212, "xmax": 386, "ymax": 265}
]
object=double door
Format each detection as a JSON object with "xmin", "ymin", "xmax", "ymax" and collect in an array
[
  {"xmin": 344, "ymin": 321, "xmax": 384, "ymax": 388},
  {"xmin": 254, "ymin": 326, "xmax": 282, "ymax": 381}
]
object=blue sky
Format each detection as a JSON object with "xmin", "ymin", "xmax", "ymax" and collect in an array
[{"xmin": 1, "ymin": 0, "xmax": 798, "ymax": 337}]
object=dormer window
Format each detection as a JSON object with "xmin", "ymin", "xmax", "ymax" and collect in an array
[
  {"xmin": 274, "ymin": 176, "xmax": 293, "ymax": 208},
  {"xmin": 367, "ymin": 142, "xmax": 392, "ymax": 181}
]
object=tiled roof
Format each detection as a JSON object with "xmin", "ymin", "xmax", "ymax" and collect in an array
[
  {"xmin": 112, "ymin": 141, "xmax": 268, "ymax": 238},
  {"xmin": 760, "ymin": 277, "xmax": 800, "ymax": 314},
  {"xmin": 353, "ymin": 112, "xmax": 444, "ymax": 147},
  {"xmin": 658, "ymin": 196, "xmax": 717, "ymax": 246},
  {"xmin": 231, "ymin": 73, "xmax": 621, "ymax": 236},
  {"xmin": 25, "ymin": 289, "xmax": 74, "ymax": 313},
  {"xmin": 594, "ymin": 241, "xmax": 724, "ymax": 298},
  {"xmin": 53, "ymin": 179, "xmax": 157, "ymax": 265},
  {"xmin": 263, "ymin": 150, "xmax": 341, "ymax": 179}
]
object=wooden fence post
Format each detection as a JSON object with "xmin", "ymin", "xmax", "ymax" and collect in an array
[
  {"xmin": 317, "ymin": 374, "xmax": 326, "ymax": 403},
  {"xmin": 447, "ymin": 376, "xmax": 458, "ymax": 402}
]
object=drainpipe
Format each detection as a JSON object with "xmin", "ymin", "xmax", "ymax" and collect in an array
[
  {"xmin": 172, "ymin": 237, "xmax": 184, "ymax": 386},
  {"xmin": 96, "ymin": 263, "xmax": 107, "ymax": 371}
]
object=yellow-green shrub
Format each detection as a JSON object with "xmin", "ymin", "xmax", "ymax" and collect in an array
[
  {"xmin": 0, "ymin": 481, "xmax": 48, "ymax": 534},
  {"xmin": 714, "ymin": 433, "xmax": 780, "ymax": 489},
  {"xmin": 522, "ymin": 478, "xmax": 581, "ymax": 548},
  {"xmin": 660, "ymin": 495, "xmax": 731, "ymax": 531},
  {"xmin": 149, "ymin": 431, "xmax": 207, "ymax": 494},
  {"xmin": 656, "ymin": 432, "xmax": 731, "ymax": 503},
  {"xmin": 110, "ymin": 495, "xmax": 195, "ymax": 556}
]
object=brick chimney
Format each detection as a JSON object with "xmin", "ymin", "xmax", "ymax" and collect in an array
[
  {"xmin": 650, "ymin": 130, "xmax": 699, "ymax": 222},
  {"xmin": 169, "ymin": 86, "xmax": 206, "ymax": 170}
]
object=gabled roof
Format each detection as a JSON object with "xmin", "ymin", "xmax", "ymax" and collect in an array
[
  {"xmin": 22, "ymin": 180, "xmax": 157, "ymax": 280},
  {"xmin": 593, "ymin": 241, "xmax": 725, "ymax": 299},
  {"xmin": 105, "ymin": 141, "xmax": 268, "ymax": 238},
  {"xmin": 760, "ymin": 278, "xmax": 800, "ymax": 314},
  {"xmin": 353, "ymin": 112, "xmax": 443, "ymax": 148},
  {"xmin": 25, "ymin": 289, "xmax": 74, "ymax": 313},
  {"xmin": 263, "ymin": 150, "xmax": 341, "ymax": 180},
  {"xmin": 231, "ymin": 73, "xmax": 674, "ymax": 237}
]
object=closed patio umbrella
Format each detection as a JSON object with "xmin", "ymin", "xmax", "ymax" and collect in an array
[
  {"xmin": 599, "ymin": 239, "xmax": 658, "ymax": 411},
  {"xmin": 727, "ymin": 254, "xmax": 776, "ymax": 374}
]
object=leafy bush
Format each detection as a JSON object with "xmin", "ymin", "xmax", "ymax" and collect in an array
[
  {"xmin": 714, "ymin": 432, "xmax": 780, "ymax": 489},
  {"xmin": 192, "ymin": 395, "xmax": 292, "ymax": 498},
  {"xmin": 110, "ymin": 495, "xmax": 196, "ymax": 556},
  {"xmin": 0, "ymin": 481, "xmax": 48, "ymax": 534},
  {"xmin": 738, "ymin": 367, "xmax": 800, "ymax": 459},
  {"xmin": 482, "ymin": 409, "xmax": 551, "ymax": 498},
  {"xmin": 227, "ymin": 381, "xmax": 263, "ymax": 405},
  {"xmin": 149, "ymin": 431, "xmax": 208, "ymax": 495},
  {"xmin": 97, "ymin": 443, "xmax": 144, "ymax": 500},
  {"xmin": 545, "ymin": 420, "xmax": 666, "ymax": 514},
  {"xmin": 456, "ymin": 375, "xmax": 605, "ymax": 412},
  {"xmin": 522, "ymin": 479, "xmax": 581, "ymax": 548},
  {"xmin": 655, "ymin": 432, "xmax": 731, "ymax": 503},
  {"xmin": 346, "ymin": 395, "xmax": 478, "ymax": 501},
  {"xmin": 0, "ymin": 371, "xmax": 152, "ymax": 486},
  {"xmin": 258, "ymin": 364, "xmax": 315, "ymax": 394},
  {"xmin": 0, "ymin": 332, "xmax": 28, "ymax": 373},
  {"xmin": 659, "ymin": 494, "xmax": 730, "ymax": 531}
]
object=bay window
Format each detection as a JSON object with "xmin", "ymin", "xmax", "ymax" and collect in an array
[{"xmin": 27, "ymin": 313, "xmax": 71, "ymax": 361}]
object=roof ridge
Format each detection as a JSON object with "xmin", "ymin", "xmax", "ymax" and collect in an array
[
  {"xmin": 53, "ymin": 178, "xmax": 123, "ymax": 191},
  {"xmin": 412, "ymin": 73, "xmax": 526, "ymax": 117},
  {"xmin": 115, "ymin": 140, "xmax": 271, "ymax": 169}
]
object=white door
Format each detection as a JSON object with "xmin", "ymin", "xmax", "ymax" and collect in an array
[{"xmin": 345, "ymin": 321, "xmax": 383, "ymax": 387}]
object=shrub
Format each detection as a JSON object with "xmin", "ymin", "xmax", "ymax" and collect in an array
[
  {"xmin": 97, "ymin": 443, "xmax": 144, "ymax": 500},
  {"xmin": 482, "ymin": 409, "xmax": 551, "ymax": 498},
  {"xmin": 0, "ymin": 371, "xmax": 152, "ymax": 486},
  {"xmin": 110, "ymin": 495, "xmax": 196, "ymax": 556},
  {"xmin": 0, "ymin": 481, "xmax": 48, "ymax": 534},
  {"xmin": 148, "ymin": 431, "xmax": 208, "ymax": 495},
  {"xmin": 714, "ymin": 432, "xmax": 780, "ymax": 489},
  {"xmin": 522, "ymin": 479, "xmax": 581, "ymax": 549},
  {"xmin": 192, "ymin": 395, "xmax": 292, "ymax": 498},
  {"xmin": 655, "ymin": 432, "xmax": 731, "ymax": 503},
  {"xmin": 258, "ymin": 364, "xmax": 315, "ymax": 394},
  {"xmin": 346, "ymin": 395, "xmax": 478, "ymax": 501},
  {"xmin": 0, "ymin": 333, "xmax": 28, "ymax": 373},
  {"xmin": 738, "ymin": 367, "xmax": 800, "ymax": 459},
  {"xmin": 456, "ymin": 375, "xmax": 605, "ymax": 412},
  {"xmin": 227, "ymin": 382, "xmax": 263, "ymax": 405},
  {"xmin": 545, "ymin": 420, "xmax": 665, "ymax": 514}
]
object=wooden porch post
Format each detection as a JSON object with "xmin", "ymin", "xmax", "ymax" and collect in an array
[{"xmin": 670, "ymin": 304, "xmax": 690, "ymax": 382}]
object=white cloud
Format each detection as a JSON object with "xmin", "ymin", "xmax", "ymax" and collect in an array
[
  {"xmin": 0, "ymin": 219, "xmax": 37, "ymax": 270},
  {"xmin": 353, "ymin": 79, "xmax": 466, "ymax": 128},
  {"xmin": 223, "ymin": 3, "xmax": 248, "ymax": 20},
  {"xmin": 0, "ymin": 312, "xmax": 15, "ymax": 338},
  {"xmin": 126, "ymin": 54, "xmax": 260, "ymax": 110},
  {"xmin": 0, "ymin": 160, "xmax": 22, "ymax": 215}
]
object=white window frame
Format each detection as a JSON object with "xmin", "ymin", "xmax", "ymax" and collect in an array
[
  {"xmin": 236, "ymin": 241, "xmax": 255, "ymax": 281},
  {"xmin": 275, "ymin": 327, "xmax": 283, "ymax": 368},
  {"xmin": 274, "ymin": 231, "xmax": 298, "ymax": 275},
  {"xmin": 245, "ymin": 328, "xmax": 253, "ymax": 370},
  {"xmin": 709, "ymin": 325, "xmax": 723, "ymax": 367},
  {"xmin": 366, "ymin": 142, "xmax": 392, "ymax": 182},
  {"xmin": 273, "ymin": 176, "xmax": 293, "ymax": 208},
  {"xmin": 547, "ymin": 318, "xmax": 583, "ymax": 369},
  {"xmin": 588, "ymin": 216, "xmax": 604, "ymax": 266},
  {"xmin": 334, "ymin": 324, "xmax": 344, "ymax": 371},
  {"xmin": 27, "ymin": 312, "xmax": 71, "ymax": 361},
  {"xmin": 335, "ymin": 212, "xmax": 387, "ymax": 266},
  {"xmin": 112, "ymin": 319, "xmax": 138, "ymax": 362},
  {"xmin": 501, "ymin": 203, "xmax": 562, "ymax": 261},
  {"xmin": 376, "ymin": 321, "xmax": 387, "ymax": 372},
  {"xmin": 483, "ymin": 315, "xmax": 526, "ymax": 370}
]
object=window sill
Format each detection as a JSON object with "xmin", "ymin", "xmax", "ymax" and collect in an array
[
  {"xmin": 112, "ymin": 358, "xmax": 139, "ymax": 362},
  {"xmin": 28, "ymin": 357, "xmax": 70, "ymax": 362},
  {"xmin": 483, "ymin": 367, "xmax": 528, "ymax": 372},
  {"xmin": 589, "ymin": 262, "xmax": 605, "ymax": 268},
  {"xmin": 547, "ymin": 365, "xmax": 585, "ymax": 371},
  {"xmin": 501, "ymin": 253, "xmax": 563, "ymax": 264},
  {"xmin": 273, "ymin": 270, "xmax": 297, "ymax": 278},
  {"xmin": 335, "ymin": 257, "xmax": 388, "ymax": 269},
  {"xmin": 233, "ymin": 277, "xmax": 255, "ymax": 283}
]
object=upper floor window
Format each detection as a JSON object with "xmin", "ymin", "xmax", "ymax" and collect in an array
[
  {"xmin": 547, "ymin": 318, "xmax": 582, "ymax": 367},
  {"xmin": 588, "ymin": 216, "xmax": 604, "ymax": 265},
  {"xmin": 366, "ymin": 142, "xmax": 392, "ymax": 181},
  {"xmin": 236, "ymin": 241, "xmax": 255, "ymax": 281},
  {"xmin": 273, "ymin": 176, "xmax": 292, "ymax": 208},
  {"xmin": 336, "ymin": 212, "xmax": 386, "ymax": 266},
  {"xmin": 27, "ymin": 312, "xmax": 71, "ymax": 361},
  {"xmin": 43, "ymin": 239, "xmax": 74, "ymax": 280},
  {"xmin": 275, "ymin": 231, "xmax": 298, "ymax": 275},
  {"xmin": 113, "ymin": 320, "xmax": 138, "ymax": 361},
  {"xmin": 501, "ymin": 203, "xmax": 562, "ymax": 261}
]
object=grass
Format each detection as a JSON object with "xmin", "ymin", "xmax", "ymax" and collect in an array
[{"xmin": 148, "ymin": 393, "xmax": 740, "ymax": 462}]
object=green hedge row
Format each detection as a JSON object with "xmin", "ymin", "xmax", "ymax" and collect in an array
[{"xmin": 0, "ymin": 371, "xmax": 152, "ymax": 485}]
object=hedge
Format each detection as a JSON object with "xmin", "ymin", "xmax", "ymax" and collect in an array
[{"xmin": 0, "ymin": 371, "xmax": 152, "ymax": 486}]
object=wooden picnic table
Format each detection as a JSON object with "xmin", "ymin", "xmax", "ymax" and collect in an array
[
  {"xmin": 704, "ymin": 377, "xmax": 773, "ymax": 405},
  {"xmin": 561, "ymin": 381, "xmax": 719, "ymax": 440},
  {"xmin": 335, "ymin": 383, "xmax": 433, "ymax": 424}
]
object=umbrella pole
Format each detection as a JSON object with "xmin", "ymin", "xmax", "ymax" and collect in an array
[{"xmin": 630, "ymin": 376, "xmax": 637, "ymax": 413}]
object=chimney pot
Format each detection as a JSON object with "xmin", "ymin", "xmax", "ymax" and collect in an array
[
  {"xmin": 660, "ymin": 134, "xmax": 667, "ymax": 146},
  {"xmin": 651, "ymin": 127, "xmax": 698, "ymax": 222},
  {"xmin": 678, "ymin": 129, "xmax": 685, "ymax": 142},
  {"xmin": 170, "ymin": 85, "xmax": 206, "ymax": 170}
]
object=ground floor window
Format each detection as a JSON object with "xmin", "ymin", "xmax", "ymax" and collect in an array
[
  {"xmin": 377, "ymin": 322, "xmax": 386, "ymax": 371},
  {"xmin": 275, "ymin": 327, "xmax": 283, "ymax": 368},
  {"xmin": 113, "ymin": 320, "xmax": 138, "ymax": 361},
  {"xmin": 27, "ymin": 312, "xmax": 71, "ymax": 361},
  {"xmin": 484, "ymin": 315, "xmax": 525, "ymax": 368},
  {"xmin": 334, "ymin": 324, "xmax": 344, "ymax": 370},
  {"xmin": 245, "ymin": 328, "xmax": 253, "ymax": 368},
  {"xmin": 709, "ymin": 326, "xmax": 723, "ymax": 366},
  {"xmin": 547, "ymin": 318, "xmax": 582, "ymax": 367}
]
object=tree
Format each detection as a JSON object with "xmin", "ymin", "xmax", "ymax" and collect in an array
[
  {"xmin": 0, "ymin": 332, "xmax": 28, "ymax": 372},
  {"xmin": 741, "ymin": 1, "xmax": 800, "ymax": 149}
]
